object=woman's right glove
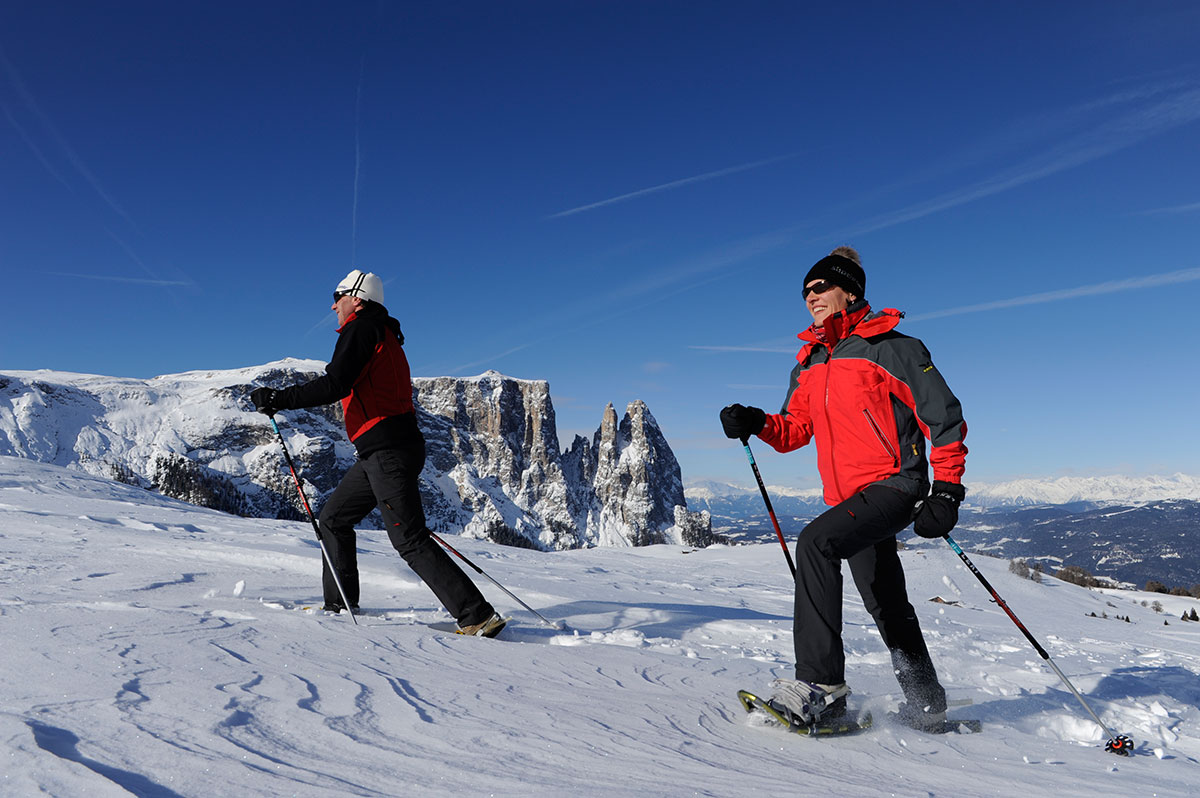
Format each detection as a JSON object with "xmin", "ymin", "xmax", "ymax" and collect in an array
[
  {"xmin": 912, "ymin": 480, "xmax": 966, "ymax": 538},
  {"xmin": 250, "ymin": 387, "xmax": 279, "ymax": 416},
  {"xmin": 719, "ymin": 404, "xmax": 766, "ymax": 441}
]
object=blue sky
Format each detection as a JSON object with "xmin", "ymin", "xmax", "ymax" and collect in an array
[{"xmin": 3, "ymin": 1, "xmax": 1199, "ymax": 490}]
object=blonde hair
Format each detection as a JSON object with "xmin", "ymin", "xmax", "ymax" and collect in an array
[{"xmin": 830, "ymin": 245, "xmax": 861, "ymax": 265}]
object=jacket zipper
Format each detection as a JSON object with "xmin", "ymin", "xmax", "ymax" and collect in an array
[
  {"xmin": 823, "ymin": 353, "xmax": 841, "ymax": 499},
  {"xmin": 862, "ymin": 408, "xmax": 900, "ymax": 467}
]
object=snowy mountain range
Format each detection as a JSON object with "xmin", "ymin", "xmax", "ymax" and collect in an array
[{"xmin": 0, "ymin": 361, "xmax": 713, "ymax": 551}]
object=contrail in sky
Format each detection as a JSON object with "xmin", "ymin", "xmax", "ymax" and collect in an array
[
  {"xmin": 689, "ymin": 267, "xmax": 1200, "ymax": 351},
  {"xmin": 304, "ymin": 276, "xmax": 398, "ymax": 337},
  {"xmin": 351, "ymin": 55, "xmax": 365, "ymax": 265},
  {"xmin": 1, "ymin": 100, "xmax": 72, "ymax": 190},
  {"xmin": 2, "ymin": 45, "xmax": 189, "ymax": 292},
  {"xmin": 0, "ymin": 46, "xmax": 140, "ymax": 234},
  {"xmin": 904, "ymin": 267, "xmax": 1200, "ymax": 322},
  {"xmin": 441, "ymin": 343, "xmax": 534, "ymax": 375},
  {"xmin": 430, "ymin": 230, "xmax": 795, "ymax": 374},
  {"xmin": 47, "ymin": 272, "xmax": 192, "ymax": 287},
  {"xmin": 839, "ymin": 84, "xmax": 1200, "ymax": 239},
  {"xmin": 547, "ymin": 153, "xmax": 798, "ymax": 219},
  {"xmin": 689, "ymin": 344, "xmax": 796, "ymax": 353},
  {"xmin": 1137, "ymin": 200, "xmax": 1200, "ymax": 215}
]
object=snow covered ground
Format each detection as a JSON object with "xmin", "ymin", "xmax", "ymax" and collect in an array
[{"xmin": 2, "ymin": 455, "xmax": 1197, "ymax": 797}]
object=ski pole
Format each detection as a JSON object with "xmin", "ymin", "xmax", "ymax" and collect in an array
[
  {"xmin": 942, "ymin": 534, "xmax": 1133, "ymax": 756},
  {"xmin": 269, "ymin": 416, "xmax": 358, "ymax": 625},
  {"xmin": 383, "ymin": 499, "xmax": 564, "ymax": 631},
  {"xmin": 739, "ymin": 438, "xmax": 797, "ymax": 578}
]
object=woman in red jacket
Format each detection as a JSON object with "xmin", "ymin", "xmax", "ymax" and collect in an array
[{"xmin": 721, "ymin": 247, "xmax": 967, "ymax": 730}]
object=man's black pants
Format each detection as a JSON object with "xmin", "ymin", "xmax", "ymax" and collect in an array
[
  {"xmin": 793, "ymin": 484, "xmax": 946, "ymax": 713},
  {"xmin": 317, "ymin": 441, "xmax": 493, "ymax": 626}
]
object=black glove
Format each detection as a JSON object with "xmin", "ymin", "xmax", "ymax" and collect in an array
[
  {"xmin": 912, "ymin": 480, "xmax": 966, "ymax": 538},
  {"xmin": 250, "ymin": 387, "xmax": 279, "ymax": 416},
  {"xmin": 720, "ymin": 404, "xmax": 766, "ymax": 441}
]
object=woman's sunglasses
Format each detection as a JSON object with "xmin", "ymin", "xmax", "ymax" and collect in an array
[{"xmin": 802, "ymin": 279, "xmax": 837, "ymax": 299}]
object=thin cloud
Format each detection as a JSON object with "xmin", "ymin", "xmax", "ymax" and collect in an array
[
  {"xmin": 1137, "ymin": 201, "xmax": 1200, "ymax": 215},
  {"xmin": 690, "ymin": 345, "xmax": 796, "ymax": 353},
  {"xmin": 905, "ymin": 267, "xmax": 1200, "ymax": 323},
  {"xmin": 0, "ymin": 47, "xmax": 139, "ymax": 233},
  {"xmin": 425, "ymin": 230, "xmax": 798, "ymax": 374},
  {"xmin": 47, "ymin": 271, "xmax": 193, "ymax": 287},
  {"xmin": 602, "ymin": 229, "xmax": 795, "ymax": 305},
  {"xmin": 350, "ymin": 55, "xmax": 365, "ymax": 265},
  {"xmin": 547, "ymin": 153, "xmax": 797, "ymax": 219},
  {"xmin": 2, "ymin": 45, "xmax": 189, "ymax": 293},
  {"xmin": 441, "ymin": 343, "xmax": 533, "ymax": 376},
  {"xmin": 304, "ymin": 276, "xmax": 400, "ymax": 337},
  {"xmin": 840, "ymin": 84, "xmax": 1200, "ymax": 239},
  {"xmin": 1, "ymin": 100, "xmax": 71, "ymax": 190}
]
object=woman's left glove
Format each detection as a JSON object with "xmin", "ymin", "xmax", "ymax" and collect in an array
[{"xmin": 912, "ymin": 480, "xmax": 966, "ymax": 538}]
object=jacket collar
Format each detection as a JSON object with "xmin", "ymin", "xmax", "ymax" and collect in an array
[
  {"xmin": 798, "ymin": 303, "xmax": 904, "ymax": 355},
  {"xmin": 335, "ymin": 302, "xmax": 404, "ymax": 344}
]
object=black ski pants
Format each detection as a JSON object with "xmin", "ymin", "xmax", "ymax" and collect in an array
[
  {"xmin": 317, "ymin": 441, "xmax": 494, "ymax": 626},
  {"xmin": 793, "ymin": 483, "xmax": 946, "ymax": 713}
]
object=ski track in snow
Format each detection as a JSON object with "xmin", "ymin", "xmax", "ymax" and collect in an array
[{"xmin": 1, "ymin": 456, "xmax": 1198, "ymax": 796}]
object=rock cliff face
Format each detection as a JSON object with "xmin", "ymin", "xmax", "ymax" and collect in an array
[
  {"xmin": 562, "ymin": 400, "xmax": 687, "ymax": 547},
  {"xmin": 0, "ymin": 361, "xmax": 712, "ymax": 550}
]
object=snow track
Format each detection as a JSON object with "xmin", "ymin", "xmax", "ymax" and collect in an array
[{"xmin": 2, "ymin": 456, "xmax": 1198, "ymax": 796}]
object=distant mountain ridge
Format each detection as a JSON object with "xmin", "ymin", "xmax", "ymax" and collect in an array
[
  {"xmin": 963, "ymin": 474, "xmax": 1200, "ymax": 508},
  {"xmin": 684, "ymin": 474, "xmax": 1200, "ymax": 590},
  {"xmin": 685, "ymin": 473, "xmax": 1200, "ymax": 508},
  {"xmin": 0, "ymin": 362, "xmax": 713, "ymax": 551}
]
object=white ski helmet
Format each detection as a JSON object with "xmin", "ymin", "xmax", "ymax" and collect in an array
[{"xmin": 334, "ymin": 269, "xmax": 384, "ymax": 304}]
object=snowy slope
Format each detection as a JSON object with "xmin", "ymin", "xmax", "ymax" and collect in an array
[{"xmin": 2, "ymin": 456, "xmax": 1198, "ymax": 797}]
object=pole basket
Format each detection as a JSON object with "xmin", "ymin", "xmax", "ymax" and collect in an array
[{"xmin": 1105, "ymin": 734, "xmax": 1134, "ymax": 756}]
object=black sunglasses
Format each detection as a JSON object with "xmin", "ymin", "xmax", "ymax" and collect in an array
[
  {"xmin": 333, "ymin": 291, "xmax": 349, "ymax": 302},
  {"xmin": 802, "ymin": 279, "xmax": 838, "ymax": 299}
]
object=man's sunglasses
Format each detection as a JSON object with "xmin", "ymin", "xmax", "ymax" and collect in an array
[
  {"xmin": 333, "ymin": 291, "xmax": 350, "ymax": 302},
  {"xmin": 802, "ymin": 279, "xmax": 837, "ymax": 299}
]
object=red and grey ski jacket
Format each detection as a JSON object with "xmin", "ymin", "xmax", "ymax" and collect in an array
[
  {"xmin": 757, "ymin": 303, "xmax": 967, "ymax": 506},
  {"xmin": 278, "ymin": 302, "xmax": 418, "ymax": 457}
]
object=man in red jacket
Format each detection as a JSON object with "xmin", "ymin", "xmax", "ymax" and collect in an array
[
  {"xmin": 252, "ymin": 270, "xmax": 504, "ymax": 637},
  {"xmin": 721, "ymin": 247, "xmax": 967, "ymax": 730}
]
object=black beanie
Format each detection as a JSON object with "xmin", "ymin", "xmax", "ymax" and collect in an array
[{"xmin": 804, "ymin": 254, "xmax": 866, "ymax": 298}]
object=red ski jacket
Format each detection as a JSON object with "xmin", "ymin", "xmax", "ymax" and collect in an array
[
  {"xmin": 336, "ymin": 314, "xmax": 413, "ymax": 444},
  {"xmin": 280, "ymin": 302, "xmax": 418, "ymax": 456},
  {"xmin": 757, "ymin": 304, "xmax": 967, "ymax": 506}
]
